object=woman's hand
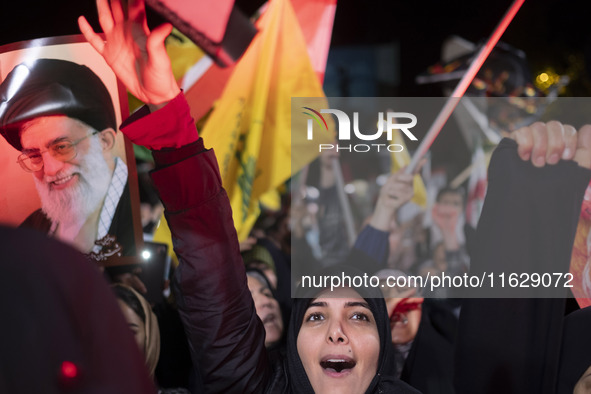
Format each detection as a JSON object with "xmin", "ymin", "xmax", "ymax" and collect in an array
[
  {"xmin": 509, "ymin": 121, "xmax": 591, "ymax": 169},
  {"xmin": 369, "ymin": 171, "xmax": 414, "ymax": 231},
  {"xmin": 78, "ymin": 0, "xmax": 180, "ymax": 110}
]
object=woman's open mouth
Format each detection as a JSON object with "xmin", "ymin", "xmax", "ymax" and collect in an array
[{"xmin": 320, "ymin": 356, "xmax": 356, "ymax": 376}]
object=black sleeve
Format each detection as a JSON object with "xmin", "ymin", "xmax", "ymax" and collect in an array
[{"xmin": 454, "ymin": 138, "xmax": 591, "ymax": 394}]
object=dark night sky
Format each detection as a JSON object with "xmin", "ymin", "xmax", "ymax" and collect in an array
[
  {"xmin": 3, "ymin": 0, "xmax": 590, "ymax": 179},
  {"xmin": 2, "ymin": 0, "xmax": 591, "ymax": 96}
]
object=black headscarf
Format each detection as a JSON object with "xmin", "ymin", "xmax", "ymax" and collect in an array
[
  {"xmin": 246, "ymin": 267, "xmax": 288, "ymax": 352},
  {"xmin": 285, "ymin": 265, "xmax": 420, "ymax": 394}
]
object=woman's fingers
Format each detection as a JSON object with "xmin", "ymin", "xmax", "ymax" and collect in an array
[
  {"xmin": 147, "ymin": 23, "xmax": 173, "ymax": 63},
  {"xmin": 110, "ymin": 0, "xmax": 125, "ymax": 25},
  {"xmin": 563, "ymin": 125, "xmax": 577, "ymax": 160},
  {"xmin": 545, "ymin": 121, "xmax": 565, "ymax": 165},
  {"xmin": 510, "ymin": 121, "xmax": 581, "ymax": 167},
  {"xmin": 574, "ymin": 125, "xmax": 591, "ymax": 169},
  {"xmin": 530, "ymin": 122, "xmax": 549, "ymax": 167},
  {"xmin": 511, "ymin": 126, "xmax": 534, "ymax": 161},
  {"xmin": 78, "ymin": 16, "xmax": 105, "ymax": 54},
  {"xmin": 128, "ymin": 0, "xmax": 150, "ymax": 33},
  {"xmin": 96, "ymin": 0, "xmax": 115, "ymax": 33},
  {"xmin": 80, "ymin": 0, "xmax": 179, "ymax": 105}
]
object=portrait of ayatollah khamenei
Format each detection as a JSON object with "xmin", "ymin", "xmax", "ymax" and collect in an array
[{"xmin": 0, "ymin": 35, "xmax": 142, "ymax": 267}]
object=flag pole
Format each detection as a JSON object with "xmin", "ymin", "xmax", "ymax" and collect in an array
[
  {"xmin": 331, "ymin": 158, "xmax": 358, "ymax": 246},
  {"xmin": 406, "ymin": 0, "xmax": 525, "ymax": 174}
]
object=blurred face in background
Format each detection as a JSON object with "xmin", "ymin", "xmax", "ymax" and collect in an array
[
  {"xmin": 247, "ymin": 262, "xmax": 278, "ymax": 289},
  {"xmin": 247, "ymin": 274, "xmax": 283, "ymax": 347},
  {"xmin": 387, "ymin": 298, "xmax": 421, "ymax": 345},
  {"xmin": 437, "ymin": 191, "xmax": 463, "ymax": 209},
  {"xmin": 381, "ymin": 285, "xmax": 422, "ymax": 345},
  {"xmin": 117, "ymin": 299, "xmax": 146, "ymax": 352},
  {"xmin": 574, "ymin": 366, "xmax": 591, "ymax": 394},
  {"xmin": 433, "ymin": 242, "xmax": 448, "ymax": 272}
]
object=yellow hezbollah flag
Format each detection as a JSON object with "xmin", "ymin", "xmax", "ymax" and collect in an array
[
  {"xmin": 390, "ymin": 129, "xmax": 427, "ymax": 207},
  {"xmin": 152, "ymin": 214, "xmax": 179, "ymax": 267},
  {"xmin": 165, "ymin": 28, "xmax": 206, "ymax": 83},
  {"xmin": 201, "ymin": 0, "xmax": 332, "ymax": 240}
]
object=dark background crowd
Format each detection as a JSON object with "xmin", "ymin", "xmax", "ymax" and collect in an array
[{"xmin": 3, "ymin": 1, "xmax": 591, "ymax": 393}]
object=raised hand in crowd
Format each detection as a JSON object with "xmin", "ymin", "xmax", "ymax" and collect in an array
[
  {"xmin": 369, "ymin": 170, "xmax": 414, "ymax": 231},
  {"xmin": 78, "ymin": 0, "xmax": 179, "ymax": 109},
  {"xmin": 509, "ymin": 121, "xmax": 591, "ymax": 168}
]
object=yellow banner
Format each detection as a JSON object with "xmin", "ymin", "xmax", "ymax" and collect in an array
[{"xmin": 200, "ymin": 0, "xmax": 332, "ymax": 240}]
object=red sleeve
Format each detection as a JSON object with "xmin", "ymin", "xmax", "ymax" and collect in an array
[{"xmin": 120, "ymin": 92, "xmax": 199, "ymax": 150}]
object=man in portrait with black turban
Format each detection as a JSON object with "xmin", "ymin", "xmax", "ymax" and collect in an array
[{"xmin": 0, "ymin": 58, "xmax": 135, "ymax": 262}]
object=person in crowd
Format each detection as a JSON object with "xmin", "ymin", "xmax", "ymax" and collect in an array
[
  {"xmin": 377, "ymin": 269, "xmax": 456, "ymax": 394},
  {"xmin": 0, "ymin": 226, "xmax": 155, "ymax": 393},
  {"xmin": 429, "ymin": 187, "xmax": 472, "ymax": 275},
  {"xmin": 77, "ymin": 1, "xmax": 420, "ymax": 392},
  {"xmin": 112, "ymin": 284, "xmax": 160, "ymax": 377},
  {"xmin": 246, "ymin": 268, "xmax": 285, "ymax": 349},
  {"xmin": 256, "ymin": 233, "xmax": 293, "ymax": 327},
  {"xmin": 137, "ymin": 165, "xmax": 165, "ymax": 237},
  {"xmin": 418, "ymin": 242, "xmax": 447, "ymax": 277},
  {"xmin": 0, "ymin": 58, "xmax": 135, "ymax": 261},
  {"xmin": 79, "ymin": 1, "xmax": 591, "ymax": 393},
  {"xmin": 455, "ymin": 122, "xmax": 591, "ymax": 394},
  {"xmin": 315, "ymin": 147, "xmax": 351, "ymax": 267},
  {"xmin": 351, "ymin": 170, "xmax": 416, "ymax": 274},
  {"xmin": 113, "ymin": 284, "xmax": 192, "ymax": 393},
  {"xmin": 558, "ymin": 306, "xmax": 591, "ymax": 393},
  {"xmin": 249, "ymin": 208, "xmax": 294, "ymax": 321},
  {"xmin": 243, "ymin": 244, "xmax": 279, "ymax": 290},
  {"xmin": 385, "ymin": 212, "xmax": 426, "ymax": 273},
  {"xmin": 377, "ymin": 270, "xmax": 423, "ymax": 376},
  {"xmin": 291, "ymin": 144, "xmax": 418, "ymax": 280},
  {"xmin": 276, "ymin": 267, "xmax": 420, "ymax": 393}
]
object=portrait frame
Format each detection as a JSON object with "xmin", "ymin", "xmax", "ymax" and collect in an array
[{"xmin": 0, "ymin": 34, "xmax": 143, "ymax": 267}]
